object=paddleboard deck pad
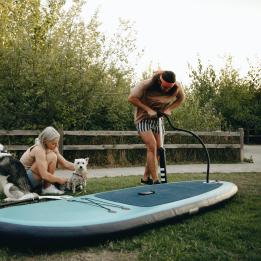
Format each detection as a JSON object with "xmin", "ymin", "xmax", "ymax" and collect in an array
[{"xmin": 0, "ymin": 180, "xmax": 237, "ymax": 242}]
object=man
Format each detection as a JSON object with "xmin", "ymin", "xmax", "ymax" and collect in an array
[{"xmin": 128, "ymin": 70, "xmax": 185, "ymax": 184}]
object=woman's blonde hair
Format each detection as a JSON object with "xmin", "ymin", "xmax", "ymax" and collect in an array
[{"xmin": 35, "ymin": 126, "xmax": 60, "ymax": 147}]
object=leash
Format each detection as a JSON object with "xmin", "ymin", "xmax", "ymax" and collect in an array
[{"xmin": 71, "ymin": 172, "xmax": 84, "ymax": 178}]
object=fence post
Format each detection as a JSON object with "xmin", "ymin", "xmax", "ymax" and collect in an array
[
  {"xmin": 58, "ymin": 127, "xmax": 64, "ymax": 156},
  {"xmin": 239, "ymin": 128, "xmax": 244, "ymax": 162}
]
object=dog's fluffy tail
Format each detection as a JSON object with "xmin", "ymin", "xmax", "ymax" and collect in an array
[{"xmin": 4, "ymin": 183, "xmax": 25, "ymax": 199}]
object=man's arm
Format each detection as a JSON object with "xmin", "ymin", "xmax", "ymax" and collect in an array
[
  {"xmin": 128, "ymin": 80, "xmax": 157, "ymax": 117},
  {"xmin": 163, "ymin": 82, "xmax": 186, "ymax": 115},
  {"xmin": 128, "ymin": 96, "xmax": 157, "ymax": 117}
]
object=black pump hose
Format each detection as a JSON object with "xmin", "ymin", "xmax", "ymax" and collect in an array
[{"xmin": 158, "ymin": 112, "xmax": 210, "ymax": 183}]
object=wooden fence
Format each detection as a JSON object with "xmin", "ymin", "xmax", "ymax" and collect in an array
[
  {"xmin": 244, "ymin": 128, "xmax": 261, "ymax": 144},
  {"xmin": 0, "ymin": 129, "xmax": 244, "ymax": 164}
]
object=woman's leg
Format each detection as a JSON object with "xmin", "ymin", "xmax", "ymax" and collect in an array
[
  {"xmin": 139, "ymin": 131, "xmax": 159, "ymax": 182},
  {"xmin": 43, "ymin": 151, "xmax": 57, "ymax": 188}
]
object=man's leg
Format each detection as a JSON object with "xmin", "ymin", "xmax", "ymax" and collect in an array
[
  {"xmin": 154, "ymin": 132, "xmax": 164, "ymax": 159},
  {"xmin": 143, "ymin": 133, "xmax": 161, "ymax": 180},
  {"xmin": 139, "ymin": 131, "xmax": 159, "ymax": 182}
]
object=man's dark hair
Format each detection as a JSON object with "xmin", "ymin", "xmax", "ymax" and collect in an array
[
  {"xmin": 148, "ymin": 70, "xmax": 177, "ymax": 94},
  {"xmin": 162, "ymin": 71, "xmax": 176, "ymax": 83}
]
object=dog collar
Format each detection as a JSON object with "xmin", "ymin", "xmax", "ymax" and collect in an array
[{"xmin": 72, "ymin": 172, "xmax": 84, "ymax": 178}]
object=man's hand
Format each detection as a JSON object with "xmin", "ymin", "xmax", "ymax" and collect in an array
[
  {"xmin": 147, "ymin": 109, "xmax": 157, "ymax": 118},
  {"xmin": 163, "ymin": 108, "xmax": 172, "ymax": 116}
]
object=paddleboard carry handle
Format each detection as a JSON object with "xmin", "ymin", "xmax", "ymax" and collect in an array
[{"xmin": 138, "ymin": 191, "xmax": 155, "ymax": 196}]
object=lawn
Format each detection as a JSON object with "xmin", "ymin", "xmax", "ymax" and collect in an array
[{"xmin": 0, "ymin": 172, "xmax": 260, "ymax": 261}]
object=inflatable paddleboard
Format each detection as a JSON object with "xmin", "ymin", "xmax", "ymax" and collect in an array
[{"xmin": 0, "ymin": 180, "xmax": 237, "ymax": 242}]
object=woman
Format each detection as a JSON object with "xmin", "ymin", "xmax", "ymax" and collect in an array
[
  {"xmin": 128, "ymin": 70, "xmax": 185, "ymax": 184},
  {"xmin": 20, "ymin": 126, "xmax": 75, "ymax": 194}
]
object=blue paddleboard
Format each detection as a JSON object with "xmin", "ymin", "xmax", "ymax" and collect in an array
[{"xmin": 0, "ymin": 180, "xmax": 237, "ymax": 241}]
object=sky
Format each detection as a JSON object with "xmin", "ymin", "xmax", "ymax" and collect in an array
[{"xmin": 80, "ymin": 0, "xmax": 261, "ymax": 84}]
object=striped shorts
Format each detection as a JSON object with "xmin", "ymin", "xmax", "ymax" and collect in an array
[{"xmin": 136, "ymin": 118, "xmax": 165, "ymax": 134}]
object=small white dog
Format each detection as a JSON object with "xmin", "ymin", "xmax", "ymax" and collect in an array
[{"xmin": 66, "ymin": 158, "xmax": 89, "ymax": 193}]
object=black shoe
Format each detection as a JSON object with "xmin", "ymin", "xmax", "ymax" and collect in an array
[
  {"xmin": 153, "ymin": 180, "xmax": 161, "ymax": 184},
  {"xmin": 141, "ymin": 177, "xmax": 153, "ymax": 185}
]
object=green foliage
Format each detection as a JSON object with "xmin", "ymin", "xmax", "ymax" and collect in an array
[
  {"xmin": 0, "ymin": 1, "xmax": 260, "ymax": 134},
  {"xmin": 0, "ymin": 0, "xmax": 138, "ymax": 130},
  {"xmin": 188, "ymin": 56, "xmax": 261, "ymax": 131},
  {"xmin": 170, "ymin": 91, "xmax": 222, "ymax": 131},
  {"xmin": 189, "ymin": 58, "xmax": 217, "ymax": 108},
  {"xmin": 214, "ymin": 57, "xmax": 258, "ymax": 130}
]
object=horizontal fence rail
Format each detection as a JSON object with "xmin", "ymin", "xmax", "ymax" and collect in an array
[
  {"xmin": 62, "ymin": 144, "xmax": 241, "ymax": 150},
  {"xmin": 0, "ymin": 128, "xmax": 244, "ymax": 162},
  {"xmin": 0, "ymin": 130, "xmax": 241, "ymax": 137}
]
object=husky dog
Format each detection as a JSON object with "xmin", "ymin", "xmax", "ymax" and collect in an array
[
  {"xmin": 0, "ymin": 144, "xmax": 12, "ymax": 158},
  {"xmin": 0, "ymin": 144, "xmax": 33, "ymax": 201},
  {"xmin": 66, "ymin": 158, "xmax": 89, "ymax": 193}
]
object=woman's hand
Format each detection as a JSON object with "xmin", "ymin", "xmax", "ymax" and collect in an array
[{"xmin": 59, "ymin": 177, "xmax": 68, "ymax": 185}]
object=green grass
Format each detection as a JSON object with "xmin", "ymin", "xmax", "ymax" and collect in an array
[{"xmin": 0, "ymin": 173, "xmax": 260, "ymax": 261}]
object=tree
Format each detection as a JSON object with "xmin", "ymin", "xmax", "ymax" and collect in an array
[
  {"xmin": 188, "ymin": 58, "xmax": 218, "ymax": 109},
  {"xmin": 187, "ymin": 56, "xmax": 261, "ymax": 131},
  {"xmin": 0, "ymin": 0, "xmax": 141, "ymax": 130}
]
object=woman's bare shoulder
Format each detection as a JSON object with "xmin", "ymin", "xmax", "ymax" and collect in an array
[{"xmin": 31, "ymin": 145, "xmax": 45, "ymax": 155}]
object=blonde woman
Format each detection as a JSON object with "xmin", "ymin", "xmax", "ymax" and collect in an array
[{"xmin": 20, "ymin": 126, "xmax": 75, "ymax": 195}]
